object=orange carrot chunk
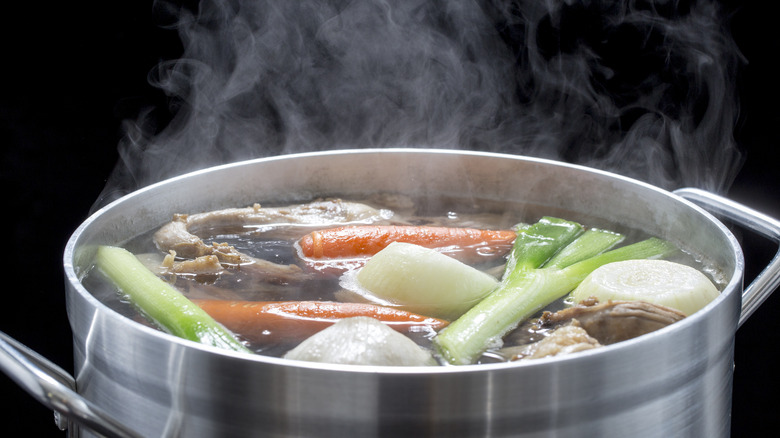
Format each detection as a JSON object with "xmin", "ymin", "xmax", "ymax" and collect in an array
[
  {"xmin": 297, "ymin": 225, "xmax": 516, "ymax": 261},
  {"xmin": 192, "ymin": 299, "xmax": 449, "ymax": 345}
]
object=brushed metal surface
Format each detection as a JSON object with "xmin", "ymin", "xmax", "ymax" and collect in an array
[{"xmin": 63, "ymin": 149, "xmax": 744, "ymax": 437}]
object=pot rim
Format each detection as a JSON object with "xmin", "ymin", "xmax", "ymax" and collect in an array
[{"xmin": 63, "ymin": 148, "xmax": 745, "ymax": 374}]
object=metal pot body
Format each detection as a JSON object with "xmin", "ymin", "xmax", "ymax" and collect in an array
[{"xmin": 64, "ymin": 149, "xmax": 743, "ymax": 437}]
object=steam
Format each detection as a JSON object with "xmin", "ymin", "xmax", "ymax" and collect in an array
[{"xmin": 97, "ymin": 0, "xmax": 744, "ymax": 208}]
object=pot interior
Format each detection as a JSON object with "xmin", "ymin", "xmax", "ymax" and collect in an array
[{"xmin": 66, "ymin": 148, "xmax": 742, "ymax": 366}]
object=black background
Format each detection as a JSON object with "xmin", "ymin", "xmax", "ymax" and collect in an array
[{"xmin": 1, "ymin": 1, "xmax": 777, "ymax": 436}]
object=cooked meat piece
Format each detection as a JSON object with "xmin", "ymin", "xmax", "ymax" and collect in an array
[
  {"xmin": 153, "ymin": 199, "xmax": 391, "ymax": 284},
  {"xmin": 183, "ymin": 199, "xmax": 392, "ymax": 237},
  {"xmin": 537, "ymin": 299, "xmax": 686, "ymax": 345},
  {"xmin": 507, "ymin": 321, "xmax": 602, "ymax": 361},
  {"xmin": 163, "ymin": 253, "xmax": 224, "ymax": 276},
  {"xmin": 153, "ymin": 225, "xmax": 304, "ymax": 283},
  {"xmin": 154, "ymin": 218, "xmax": 209, "ymax": 259}
]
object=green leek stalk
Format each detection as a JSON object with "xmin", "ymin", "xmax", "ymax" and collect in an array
[
  {"xmin": 502, "ymin": 217, "xmax": 584, "ymax": 276},
  {"xmin": 543, "ymin": 228, "xmax": 625, "ymax": 269},
  {"xmin": 433, "ymin": 221, "xmax": 675, "ymax": 365},
  {"xmin": 95, "ymin": 245, "xmax": 252, "ymax": 354}
]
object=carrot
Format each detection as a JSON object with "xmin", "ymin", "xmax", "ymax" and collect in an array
[
  {"xmin": 296, "ymin": 225, "xmax": 516, "ymax": 263},
  {"xmin": 192, "ymin": 299, "xmax": 449, "ymax": 345}
]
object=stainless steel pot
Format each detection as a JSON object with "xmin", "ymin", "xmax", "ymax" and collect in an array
[{"xmin": 2, "ymin": 149, "xmax": 779, "ymax": 437}]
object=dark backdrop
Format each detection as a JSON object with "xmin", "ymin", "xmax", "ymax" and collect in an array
[{"xmin": 1, "ymin": 1, "xmax": 777, "ymax": 436}]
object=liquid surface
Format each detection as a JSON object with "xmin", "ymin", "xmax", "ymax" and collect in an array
[{"xmin": 81, "ymin": 194, "xmax": 726, "ymax": 363}]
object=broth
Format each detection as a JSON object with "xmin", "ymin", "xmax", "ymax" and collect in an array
[{"xmin": 82, "ymin": 194, "xmax": 726, "ymax": 364}]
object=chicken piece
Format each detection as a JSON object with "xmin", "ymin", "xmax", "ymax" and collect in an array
[
  {"xmin": 537, "ymin": 298, "xmax": 686, "ymax": 345},
  {"xmin": 509, "ymin": 321, "xmax": 602, "ymax": 361},
  {"xmin": 153, "ymin": 224, "xmax": 304, "ymax": 283},
  {"xmin": 152, "ymin": 199, "xmax": 392, "ymax": 284},
  {"xmin": 496, "ymin": 299, "xmax": 686, "ymax": 362},
  {"xmin": 162, "ymin": 252, "xmax": 224, "ymax": 275},
  {"xmin": 181, "ymin": 199, "xmax": 392, "ymax": 237}
]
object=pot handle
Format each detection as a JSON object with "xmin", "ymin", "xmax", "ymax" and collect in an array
[
  {"xmin": 0, "ymin": 330, "xmax": 143, "ymax": 438},
  {"xmin": 673, "ymin": 188, "xmax": 780, "ymax": 327}
]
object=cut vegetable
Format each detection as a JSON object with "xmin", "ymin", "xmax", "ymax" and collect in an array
[
  {"xmin": 433, "ymin": 218, "xmax": 675, "ymax": 365},
  {"xmin": 502, "ymin": 217, "xmax": 584, "ymax": 276},
  {"xmin": 95, "ymin": 245, "xmax": 251, "ymax": 354},
  {"xmin": 192, "ymin": 299, "xmax": 449, "ymax": 344},
  {"xmin": 283, "ymin": 316, "xmax": 438, "ymax": 366},
  {"xmin": 543, "ymin": 228, "xmax": 624, "ymax": 269},
  {"xmin": 352, "ymin": 241, "xmax": 500, "ymax": 320},
  {"xmin": 297, "ymin": 225, "xmax": 516, "ymax": 264},
  {"xmin": 571, "ymin": 259, "xmax": 719, "ymax": 316}
]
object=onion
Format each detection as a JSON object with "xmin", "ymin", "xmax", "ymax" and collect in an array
[
  {"xmin": 571, "ymin": 259, "xmax": 719, "ymax": 316},
  {"xmin": 354, "ymin": 242, "xmax": 499, "ymax": 320},
  {"xmin": 283, "ymin": 317, "xmax": 437, "ymax": 366}
]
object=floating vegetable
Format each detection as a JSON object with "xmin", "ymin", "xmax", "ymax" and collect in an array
[
  {"xmin": 543, "ymin": 228, "xmax": 625, "ymax": 269},
  {"xmin": 351, "ymin": 241, "xmax": 500, "ymax": 320},
  {"xmin": 192, "ymin": 299, "xmax": 449, "ymax": 345},
  {"xmin": 95, "ymin": 245, "xmax": 251, "ymax": 354},
  {"xmin": 283, "ymin": 317, "xmax": 438, "ymax": 366},
  {"xmin": 571, "ymin": 259, "xmax": 719, "ymax": 316},
  {"xmin": 297, "ymin": 225, "xmax": 516, "ymax": 263},
  {"xmin": 434, "ymin": 217, "xmax": 676, "ymax": 365}
]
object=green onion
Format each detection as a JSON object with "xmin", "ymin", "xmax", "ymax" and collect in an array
[
  {"xmin": 502, "ymin": 216, "xmax": 584, "ymax": 276},
  {"xmin": 95, "ymin": 245, "xmax": 252, "ymax": 354},
  {"xmin": 433, "ymin": 218, "xmax": 675, "ymax": 365},
  {"xmin": 543, "ymin": 228, "xmax": 624, "ymax": 269}
]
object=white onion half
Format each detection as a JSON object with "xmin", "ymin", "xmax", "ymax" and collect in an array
[
  {"xmin": 572, "ymin": 259, "xmax": 719, "ymax": 316},
  {"xmin": 354, "ymin": 242, "xmax": 499, "ymax": 320},
  {"xmin": 283, "ymin": 317, "xmax": 437, "ymax": 366}
]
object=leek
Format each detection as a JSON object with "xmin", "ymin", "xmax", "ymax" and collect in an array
[
  {"xmin": 502, "ymin": 216, "xmax": 584, "ymax": 276},
  {"xmin": 433, "ymin": 219, "xmax": 675, "ymax": 365},
  {"xmin": 95, "ymin": 245, "xmax": 252, "ymax": 354},
  {"xmin": 543, "ymin": 228, "xmax": 624, "ymax": 269}
]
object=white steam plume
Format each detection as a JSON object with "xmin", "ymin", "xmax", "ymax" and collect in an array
[{"xmin": 96, "ymin": 0, "xmax": 743, "ymax": 207}]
